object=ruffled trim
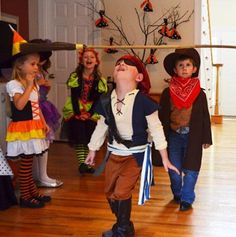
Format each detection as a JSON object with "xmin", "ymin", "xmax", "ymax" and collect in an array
[
  {"xmin": 6, "ymin": 139, "xmax": 49, "ymax": 158},
  {"xmin": 6, "ymin": 120, "xmax": 46, "ymax": 142},
  {"xmin": 6, "ymin": 130, "xmax": 45, "ymax": 141},
  {"xmin": 7, "ymin": 119, "xmax": 45, "ymax": 133},
  {"xmin": 67, "ymin": 72, "xmax": 79, "ymax": 88}
]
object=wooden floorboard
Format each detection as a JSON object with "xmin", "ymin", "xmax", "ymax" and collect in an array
[{"xmin": 1, "ymin": 119, "xmax": 236, "ymax": 237}]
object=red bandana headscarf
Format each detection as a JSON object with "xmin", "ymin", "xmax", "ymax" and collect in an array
[
  {"xmin": 169, "ymin": 76, "xmax": 201, "ymax": 109},
  {"xmin": 116, "ymin": 55, "xmax": 151, "ymax": 95}
]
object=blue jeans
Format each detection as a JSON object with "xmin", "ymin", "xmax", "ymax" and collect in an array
[{"xmin": 168, "ymin": 131, "xmax": 199, "ymax": 204}]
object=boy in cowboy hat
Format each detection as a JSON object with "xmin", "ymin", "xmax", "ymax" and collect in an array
[
  {"xmin": 160, "ymin": 48, "xmax": 212, "ymax": 211},
  {"xmin": 85, "ymin": 54, "xmax": 179, "ymax": 237}
]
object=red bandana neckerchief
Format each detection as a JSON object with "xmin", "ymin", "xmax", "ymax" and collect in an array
[{"xmin": 169, "ymin": 76, "xmax": 201, "ymax": 109}]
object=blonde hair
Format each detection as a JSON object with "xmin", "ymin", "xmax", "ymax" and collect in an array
[{"xmin": 11, "ymin": 53, "xmax": 40, "ymax": 81}]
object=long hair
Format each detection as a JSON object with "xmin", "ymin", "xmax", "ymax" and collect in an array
[
  {"xmin": 11, "ymin": 53, "xmax": 39, "ymax": 81},
  {"xmin": 75, "ymin": 48, "xmax": 102, "ymax": 86}
]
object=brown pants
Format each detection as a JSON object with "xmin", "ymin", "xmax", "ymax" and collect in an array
[{"xmin": 104, "ymin": 154, "xmax": 141, "ymax": 200}]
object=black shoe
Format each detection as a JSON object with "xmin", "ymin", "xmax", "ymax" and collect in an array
[
  {"xmin": 34, "ymin": 194, "xmax": 51, "ymax": 203},
  {"xmin": 79, "ymin": 163, "xmax": 95, "ymax": 174},
  {"xmin": 86, "ymin": 166, "xmax": 95, "ymax": 174},
  {"xmin": 173, "ymin": 196, "xmax": 181, "ymax": 204},
  {"xmin": 102, "ymin": 229, "xmax": 113, "ymax": 237},
  {"xmin": 78, "ymin": 163, "xmax": 88, "ymax": 174},
  {"xmin": 180, "ymin": 201, "xmax": 192, "ymax": 211},
  {"xmin": 20, "ymin": 197, "xmax": 45, "ymax": 208}
]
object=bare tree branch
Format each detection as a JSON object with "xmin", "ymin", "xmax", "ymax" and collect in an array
[{"xmin": 78, "ymin": 1, "xmax": 194, "ymax": 64}]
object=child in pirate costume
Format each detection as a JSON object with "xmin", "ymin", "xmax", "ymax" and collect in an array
[
  {"xmin": 62, "ymin": 48, "xmax": 107, "ymax": 174},
  {"xmin": 85, "ymin": 55, "xmax": 179, "ymax": 237},
  {"xmin": 159, "ymin": 48, "xmax": 212, "ymax": 211}
]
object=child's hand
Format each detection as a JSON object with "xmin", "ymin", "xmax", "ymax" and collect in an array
[
  {"xmin": 44, "ymin": 124, "xmax": 50, "ymax": 134},
  {"xmin": 85, "ymin": 150, "xmax": 96, "ymax": 166},
  {"xmin": 159, "ymin": 149, "xmax": 180, "ymax": 175},
  {"xmin": 80, "ymin": 112, "xmax": 90, "ymax": 120},
  {"xmin": 162, "ymin": 158, "xmax": 180, "ymax": 175},
  {"xmin": 203, "ymin": 144, "xmax": 211, "ymax": 149},
  {"xmin": 25, "ymin": 73, "xmax": 35, "ymax": 87},
  {"xmin": 37, "ymin": 77, "xmax": 51, "ymax": 87},
  {"xmin": 44, "ymin": 79, "xmax": 51, "ymax": 87},
  {"xmin": 75, "ymin": 112, "xmax": 90, "ymax": 120}
]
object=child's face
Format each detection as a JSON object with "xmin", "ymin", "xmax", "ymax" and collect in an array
[
  {"xmin": 174, "ymin": 59, "xmax": 197, "ymax": 78},
  {"xmin": 18, "ymin": 54, "xmax": 40, "ymax": 77},
  {"xmin": 81, "ymin": 51, "xmax": 98, "ymax": 70},
  {"xmin": 113, "ymin": 59, "xmax": 142, "ymax": 85}
]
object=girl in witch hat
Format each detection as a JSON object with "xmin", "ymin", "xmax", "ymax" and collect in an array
[
  {"xmin": 29, "ymin": 39, "xmax": 63, "ymax": 188},
  {"xmin": 1, "ymin": 22, "xmax": 52, "ymax": 208}
]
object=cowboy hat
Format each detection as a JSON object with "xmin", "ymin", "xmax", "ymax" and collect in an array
[{"xmin": 163, "ymin": 48, "xmax": 200, "ymax": 77}]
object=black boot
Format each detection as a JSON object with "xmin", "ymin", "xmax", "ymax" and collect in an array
[
  {"xmin": 102, "ymin": 199, "xmax": 119, "ymax": 237},
  {"xmin": 113, "ymin": 198, "xmax": 135, "ymax": 237}
]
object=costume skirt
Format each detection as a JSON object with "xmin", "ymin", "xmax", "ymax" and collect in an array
[
  {"xmin": 6, "ymin": 119, "xmax": 49, "ymax": 158},
  {"xmin": 40, "ymin": 100, "xmax": 61, "ymax": 141},
  {"xmin": 63, "ymin": 118, "xmax": 96, "ymax": 145}
]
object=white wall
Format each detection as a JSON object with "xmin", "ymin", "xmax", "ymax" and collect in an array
[
  {"xmin": 210, "ymin": 0, "xmax": 236, "ymax": 116},
  {"xmin": 100, "ymin": 0, "xmax": 195, "ymax": 94}
]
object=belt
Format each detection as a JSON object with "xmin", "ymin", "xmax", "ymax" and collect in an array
[{"xmin": 175, "ymin": 127, "xmax": 189, "ymax": 134}]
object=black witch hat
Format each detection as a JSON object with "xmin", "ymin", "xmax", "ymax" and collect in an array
[{"xmin": 0, "ymin": 20, "xmax": 84, "ymax": 68}]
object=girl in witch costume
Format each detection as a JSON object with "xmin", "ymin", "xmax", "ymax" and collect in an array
[
  {"xmin": 6, "ymin": 52, "xmax": 52, "ymax": 208},
  {"xmin": 62, "ymin": 48, "xmax": 107, "ymax": 174},
  {"xmin": 2, "ymin": 25, "xmax": 52, "ymax": 208},
  {"xmin": 159, "ymin": 48, "xmax": 212, "ymax": 211},
  {"xmin": 30, "ymin": 39, "xmax": 63, "ymax": 188},
  {"xmin": 0, "ymin": 147, "xmax": 18, "ymax": 210},
  {"xmin": 85, "ymin": 55, "xmax": 179, "ymax": 237}
]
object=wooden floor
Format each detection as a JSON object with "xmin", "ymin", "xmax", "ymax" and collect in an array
[{"xmin": 1, "ymin": 119, "xmax": 236, "ymax": 237}]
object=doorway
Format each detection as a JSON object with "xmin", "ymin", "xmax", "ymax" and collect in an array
[{"xmin": 209, "ymin": 0, "xmax": 236, "ymax": 116}]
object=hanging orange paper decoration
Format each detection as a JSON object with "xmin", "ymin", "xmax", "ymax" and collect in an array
[
  {"xmin": 145, "ymin": 49, "xmax": 158, "ymax": 64},
  {"xmin": 95, "ymin": 10, "xmax": 109, "ymax": 28},
  {"xmin": 104, "ymin": 37, "xmax": 118, "ymax": 54},
  {"xmin": 167, "ymin": 22, "xmax": 181, "ymax": 40},
  {"xmin": 140, "ymin": 0, "xmax": 153, "ymax": 12},
  {"xmin": 158, "ymin": 18, "xmax": 170, "ymax": 37}
]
